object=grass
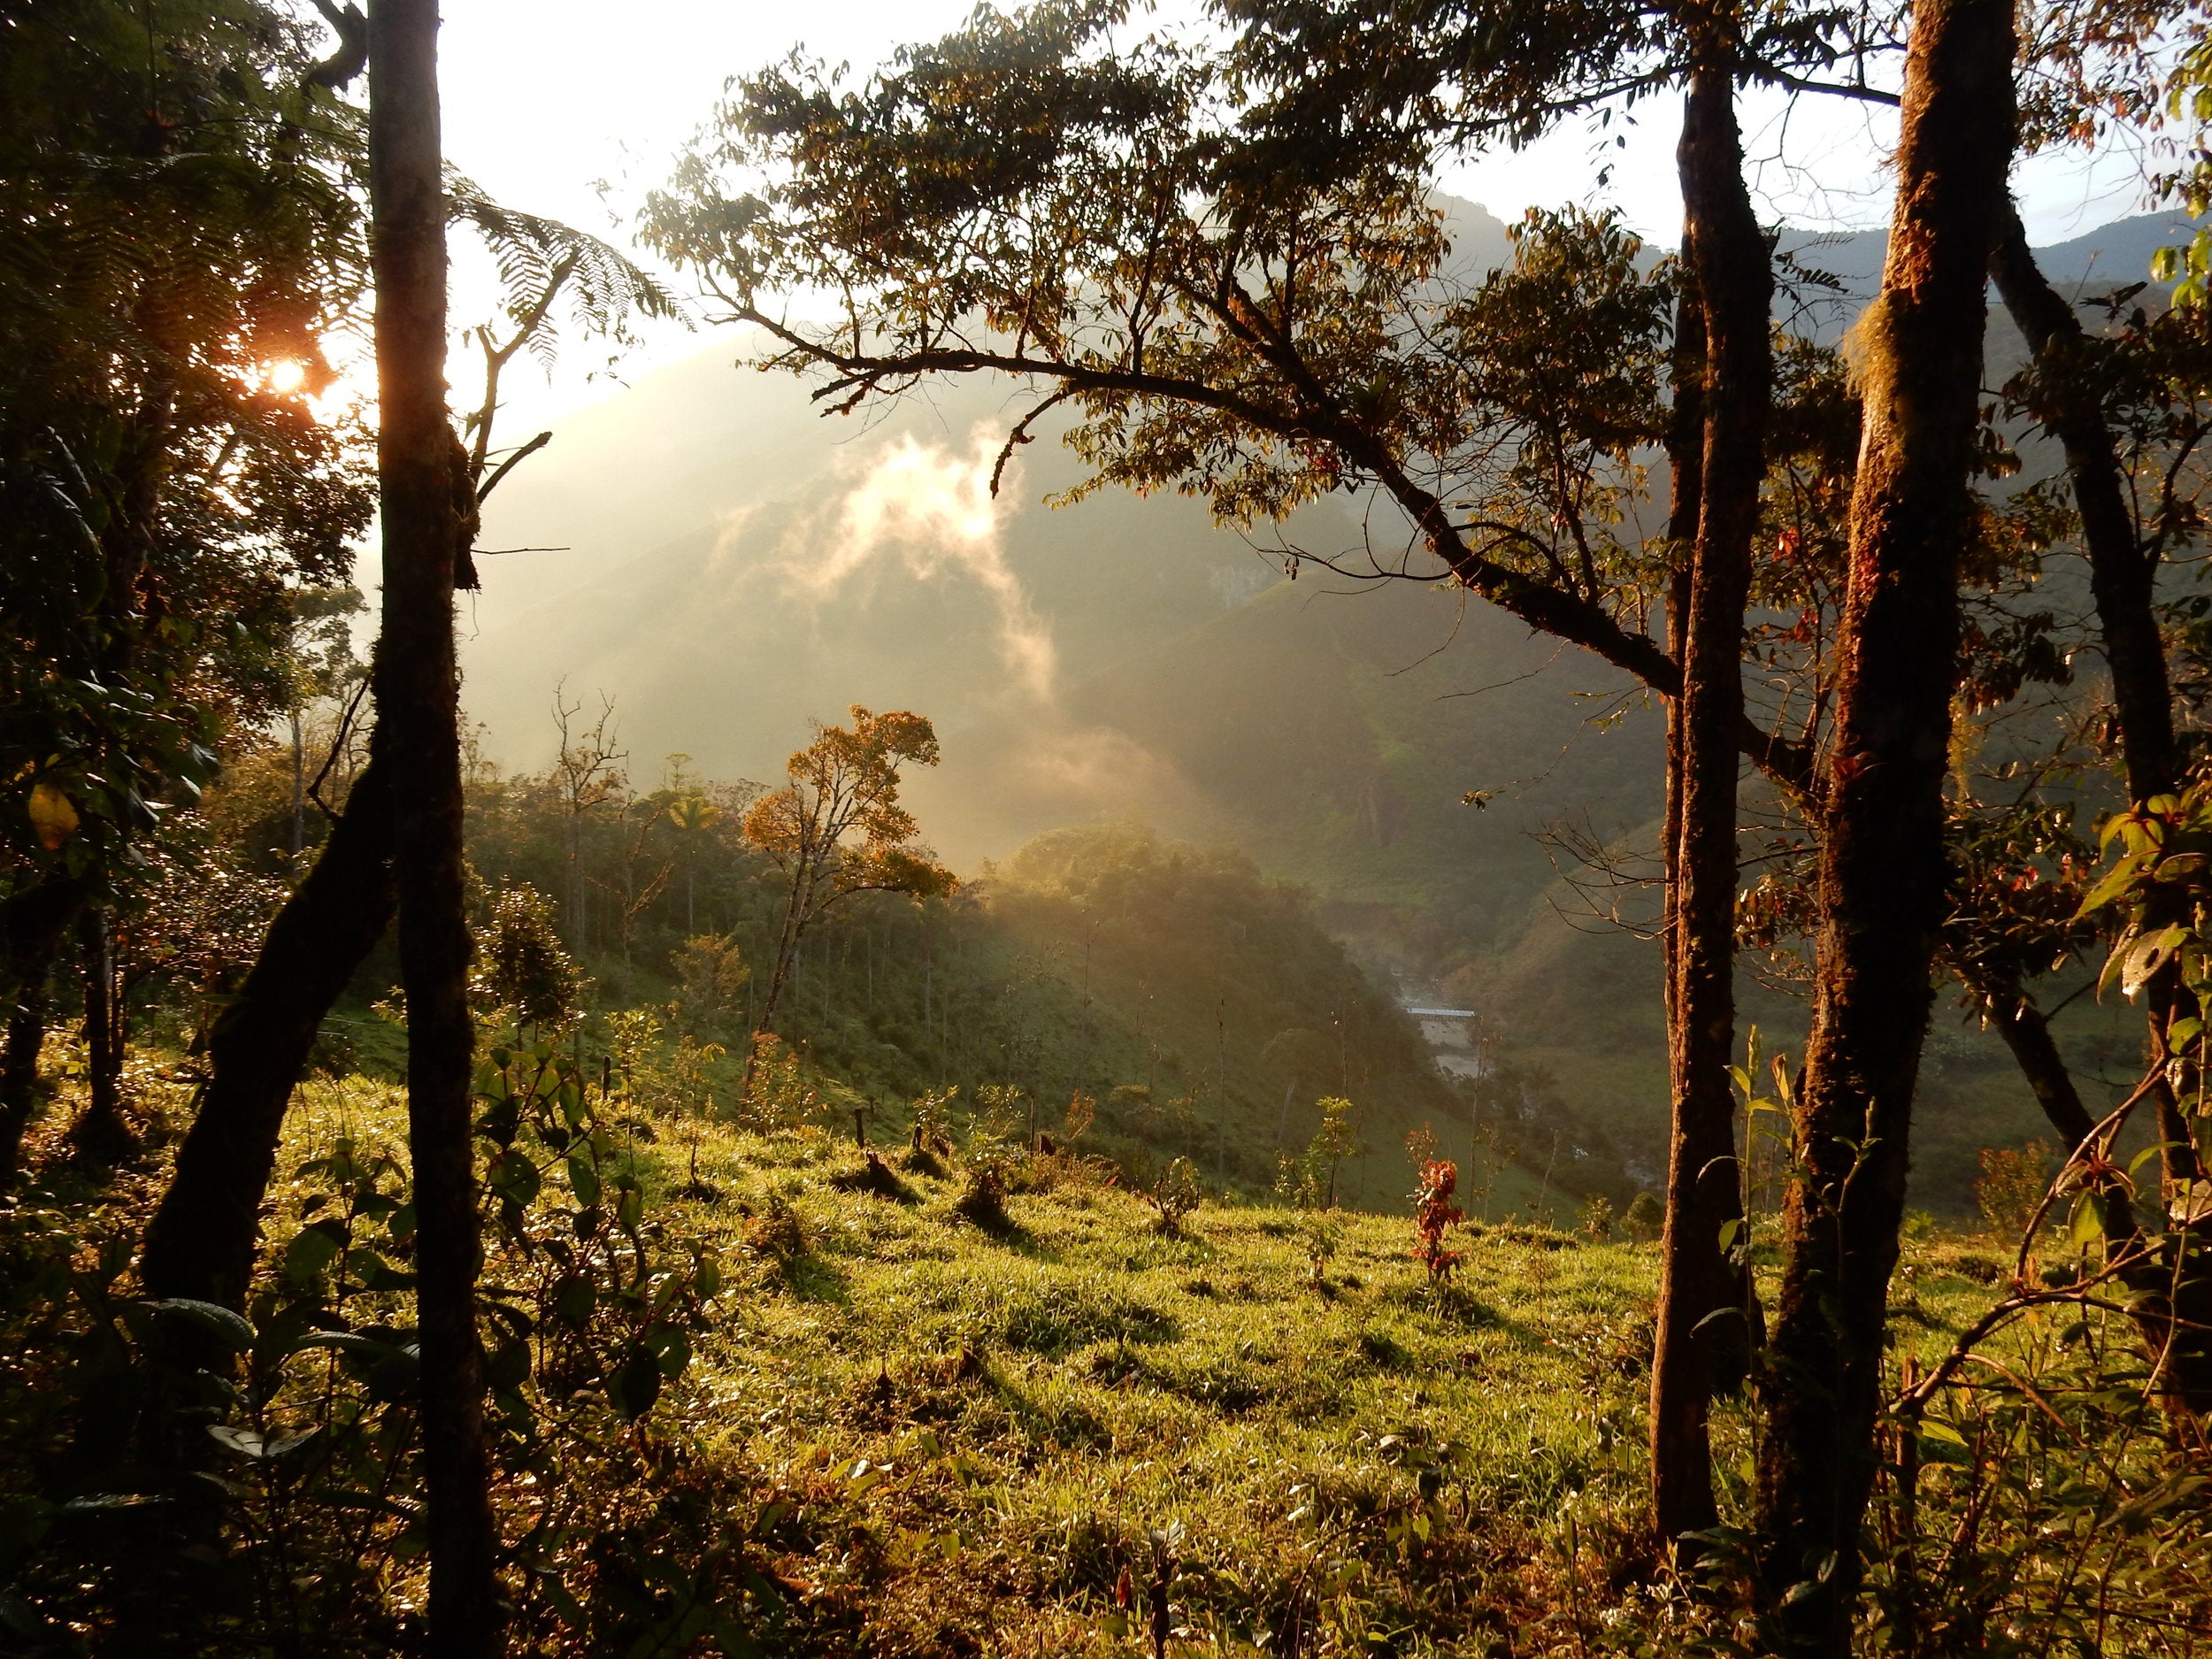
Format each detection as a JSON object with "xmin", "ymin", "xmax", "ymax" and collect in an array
[
  {"xmin": 2, "ymin": 1064, "xmax": 2070, "ymax": 1656},
  {"xmin": 246, "ymin": 1076, "xmax": 2013, "ymax": 1656}
]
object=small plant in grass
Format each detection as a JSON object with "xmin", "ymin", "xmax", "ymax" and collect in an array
[
  {"xmin": 953, "ymin": 1159, "xmax": 1012, "ymax": 1232},
  {"xmin": 1412, "ymin": 1160, "xmax": 1464, "ymax": 1284},
  {"xmin": 1143, "ymin": 1156, "xmax": 1202, "ymax": 1236},
  {"xmin": 1975, "ymin": 1138, "xmax": 2056, "ymax": 1239},
  {"xmin": 1297, "ymin": 1210, "xmax": 1346, "ymax": 1284},
  {"xmin": 1275, "ymin": 1095, "xmax": 1363, "ymax": 1210},
  {"xmin": 743, "ymin": 1192, "xmax": 807, "ymax": 1260},
  {"xmin": 904, "ymin": 1085, "xmax": 956, "ymax": 1174},
  {"xmin": 736, "ymin": 1031, "xmax": 818, "ymax": 1132},
  {"xmin": 1578, "ymin": 1193, "xmax": 1616, "ymax": 1242}
]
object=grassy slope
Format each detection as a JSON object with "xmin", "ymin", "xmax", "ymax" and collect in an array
[{"xmin": 263, "ymin": 1077, "xmax": 2005, "ymax": 1656}]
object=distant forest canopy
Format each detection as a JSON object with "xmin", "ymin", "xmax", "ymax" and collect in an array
[{"xmin": 195, "ymin": 705, "xmax": 1617, "ymax": 1213}]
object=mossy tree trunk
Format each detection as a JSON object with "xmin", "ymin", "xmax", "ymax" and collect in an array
[
  {"xmin": 1649, "ymin": 47, "xmax": 1770, "ymax": 1559},
  {"xmin": 1751, "ymin": 0, "xmax": 2015, "ymax": 1647}
]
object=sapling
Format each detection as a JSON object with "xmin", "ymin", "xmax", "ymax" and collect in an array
[
  {"xmin": 1411, "ymin": 1160, "xmax": 1465, "ymax": 1284},
  {"xmin": 1144, "ymin": 1156, "xmax": 1202, "ymax": 1236}
]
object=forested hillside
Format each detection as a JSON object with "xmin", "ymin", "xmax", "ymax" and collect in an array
[
  {"xmin": 456, "ymin": 210, "xmax": 2200, "ymax": 1211},
  {"xmin": 203, "ymin": 723, "xmax": 1592, "ymax": 1213}
]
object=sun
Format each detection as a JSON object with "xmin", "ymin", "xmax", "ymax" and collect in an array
[{"xmin": 265, "ymin": 358, "xmax": 308, "ymax": 394}]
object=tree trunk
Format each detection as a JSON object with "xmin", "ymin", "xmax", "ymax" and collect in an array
[
  {"xmin": 1752, "ymin": 1, "xmax": 2015, "ymax": 1647},
  {"xmin": 69, "ymin": 907, "xmax": 136, "ymax": 1163},
  {"xmin": 367, "ymin": 1, "xmax": 503, "ymax": 1652},
  {"xmin": 1650, "ymin": 58, "xmax": 1768, "ymax": 1558},
  {"xmin": 1988, "ymin": 213, "xmax": 2202, "ymax": 1192},
  {"xmin": 0, "ymin": 877, "xmax": 86, "ymax": 1179},
  {"xmin": 1986, "ymin": 209, "xmax": 2212, "ymax": 1412},
  {"xmin": 138, "ymin": 754, "xmax": 397, "ymax": 1306}
]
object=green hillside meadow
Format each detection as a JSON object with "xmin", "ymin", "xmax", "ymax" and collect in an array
[{"xmin": 0, "ymin": 1067, "xmax": 2066, "ymax": 1657}]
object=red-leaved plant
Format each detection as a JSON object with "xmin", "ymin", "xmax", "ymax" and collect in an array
[{"xmin": 1412, "ymin": 1159, "xmax": 1464, "ymax": 1283}]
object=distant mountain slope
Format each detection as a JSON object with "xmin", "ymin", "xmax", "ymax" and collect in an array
[{"xmin": 461, "ymin": 205, "xmax": 2181, "ymax": 1210}]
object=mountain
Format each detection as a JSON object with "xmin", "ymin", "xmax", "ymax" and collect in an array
[{"xmin": 461, "ymin": 204, "xmax": 2178, "ymax": 1211}]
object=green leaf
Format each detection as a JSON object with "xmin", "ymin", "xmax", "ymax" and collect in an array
[
  {"xmin": 2076, "ymin": 850, "xmax": 2147, "ymax": 917},
  {"xmin": 2070, "ymin": 1193, "xmax": 2105, "ymax": 1250},
  {"xmin": 553, "ymin": 1274, "xmax": 596, "ymax": 1325},
  {"xmin": 2119, "ymin": 927, "xmax": 2187, "ymax": 997},
  {"xmin": 566, "ymin": 1154, "xmax": 601, "ymax": 1207},
  {"xmin": 488, "ymin": 1149, "xmax": 541, "ymax": 1205},
  {"xmin": 486, "ymin": 1336, "xmax": 532, "ymax": 1392},
  {"xmin": 283, "ymin": 1220, "xmax": 348, "ymax": 1283},
  {"xmin": 149, "ymin": 1298, "xmax": 256, "ymax": 1353},
  {"xmin": 646, "ymin": 1323, "xmax": 692, "ymax": 1379},
  {"xmin": 610, "ymin": 1348, "xmax": 663, "ymax": 1419}
]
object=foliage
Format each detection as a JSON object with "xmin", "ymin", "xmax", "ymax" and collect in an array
[
  {"xmin": 1975, "ymin": 1140, "xmax": 2058, "ymax": 1239},
  {"xmin": 1142, "ymin": 1156, "xmax": 1202, "ymax": 1237},
  {"xmin": 1295, "ymin": 1210, "xmax": 1345, "ymax": 1286},
  {"xmin": 1578, "ymin": 1194, "xmax": 1616, "ymax": 1243},
  {"xmin": 668, "ymin": 930, "xmax": 749, "ymax": 1039},
  {"xmin": 472, "ymin": 882, "xmax": 581, "ymax": 1030},
  {"xmin": 1412, "ymin": 1160, "xmax": 1465, "ymax": 1283},
  {"xmin": 1622, "ymin": 1191, "xmax": 1664, "ymax": 1241},
  {"xmin": 0, "ymin": 0, "xmax": 374, "ymax": 897},
  {"xmin": 732, "ymin": 1032, "xmax": 820, "ymax": 1133},
  {"xmin": 952, "ymin": 1159, "xmax": 1012, "ymax": 1233},
  {"xmin": 0, "ymin": 1042, "xmax": 732, "ymax": 1653}
]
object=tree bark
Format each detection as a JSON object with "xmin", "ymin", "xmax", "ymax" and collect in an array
[
  {"xmin": 1988, "ymin": 213, "xmax": 2202, "ymax": 1191},
  {"xmin": 1650, "ymin": 58, "xmax": 1768, "ymax": 1558},
  {"xmin": 1986, "ymin": 210, "xmax": 2212, "ymax": 1411},
  {"xmin": 367, "ymin": 0, "xmax": 503, "ymax": 1651},
  {"xmin": 1751, "ymin": 0, "xmax": 2015, "ymax": 1647},
  {"xmin": 68, "ymin": 906, "xmax": 136, "ymax": 1162},
  {"xmin": 137, "ymin": 754, "xmax": 396, "ymax": 1306}
]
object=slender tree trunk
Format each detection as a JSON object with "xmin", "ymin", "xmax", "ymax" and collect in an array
[
  {"xmin": 69, "ymin": 907, "xmax": 135, "ymax": 1162},
  {"xmin": 0, "ymin": 878, "xmax": 85, "ymax": 1179},
  {"xmin": 743, "ymin": 858, "xmax": 814, "ymax": 1099},
  {"xmin": 1651, "ymin": 59, "xmax": 1769, "ymax": 1557},
  {"xmin": 1987, "ymin": 210, "xmax": 2212, "ymax": 1411},
  {"xmin": 139, "ymin": 755, "xmax": 396, "ymax": 1305},
  {"xmin": 367, "ymin": 2, "xmax": 503, "ymax": 1652},
  {"xmin": 1985, "ymin": 985, "xmax": 2139, "ymax": 1236},
  {"xmin": 0, "ymin": 997, "xmax": 47, "ymax": 1180},
  {"xmin": 290, "ymin": 706, "xmax": 306, "ymax": 863},
  {"xmin": 1988, "ymin": 212, "xmax": 2202, "ymax": 1190},
  {"xmin": 1751, "ymin": 2, "xmax": 2014, "ymax": 1648}
]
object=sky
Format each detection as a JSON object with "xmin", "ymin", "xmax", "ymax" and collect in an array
[{"xmin": 431, "ymin": 0, "xmax": 2162, "ymax": 423}]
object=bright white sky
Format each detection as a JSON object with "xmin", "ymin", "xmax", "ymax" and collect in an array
[{"xmin": 432, "ymin": 0, "xmax": 2160, "ymax": 422}]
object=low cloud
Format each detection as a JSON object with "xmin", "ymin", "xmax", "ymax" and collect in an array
[{"xmin": 776, "ymin": 429, "xmax": 1058, "ymax": 703}]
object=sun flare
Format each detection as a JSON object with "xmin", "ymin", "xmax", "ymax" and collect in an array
[{"xmin": 264, "ymin": 357, "xmax": 307, "ymax": 394}]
